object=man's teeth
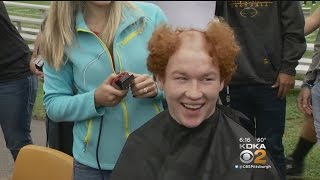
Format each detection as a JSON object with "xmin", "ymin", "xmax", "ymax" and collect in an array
[{"xmin": 183, "ymin": 104, "xmax": 202, "ymax": 109}]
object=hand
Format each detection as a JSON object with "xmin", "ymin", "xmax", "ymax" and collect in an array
[
  {"xmin": 29, "ymin": 57, "xmax": 44, "ymax": 81},
  {"xmin": 271, "ymin": 73, "xmax": 295, "ymax": 99},
  {"xmin": 130, "ymin": 73, "xmax": 158, "ymax": 98},
  {"xmin": 297, "ymin": 87, "xmax": 312, "ymax": 115},
  {"xmin": 94, "ymin": 73, "xmax": 129, "ymax": 107}
]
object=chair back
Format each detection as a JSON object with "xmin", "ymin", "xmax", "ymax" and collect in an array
[{"xmin": 12, "ymin": 145, "xmax": 73, "ymax": 180}]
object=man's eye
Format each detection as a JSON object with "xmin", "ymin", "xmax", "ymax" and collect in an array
[
  {"xmin": 201, "ymin": 78, "xmax": 214, "ymax": 82},
  {"xmin": 175, "ymin": 77, "xmax": 187, "ymax": 81}
]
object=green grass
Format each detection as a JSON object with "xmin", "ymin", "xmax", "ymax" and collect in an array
[
  {"xmin": 33, "ymin": 81, "xmax": 45, "ymax": 120},
  {"xmin": 10, "ymin": 1, "xmax": 320, "ymax": 178},
  {"xmin": 306, "ymin": 31, "xmax": 318, "ymax": 43},
  {"xmin": 304, "ymin": 50, "xmax": 314, "ymax": 59},
  {"xmin": 284, "ymin": 91, "xmax": 304, "ymax": 158}
]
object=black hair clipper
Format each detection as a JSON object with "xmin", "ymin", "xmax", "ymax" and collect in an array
[{"xmin": 111, "ymin": 72, "xmax": 134, "ymax": 90}]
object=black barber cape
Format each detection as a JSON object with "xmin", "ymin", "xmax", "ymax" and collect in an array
[{"xmin": 110, "ymin": 105, "xmax": 281, "ymax": 180}]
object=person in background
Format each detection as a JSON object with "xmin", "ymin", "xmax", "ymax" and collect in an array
[
  {"xmin": 0, "ymin": 1, "xmax": 37, "ymax": 160},
  {"xmin": 41, "ymin": 1, "xmax": 166, "ymax": 180},
  {"xmin": 286, "ymin": 5, "xmax": 320, "ymax": 177},
  {"xmin": 215, "ymin": 1, "xmax": 306, "ymax": 178}
]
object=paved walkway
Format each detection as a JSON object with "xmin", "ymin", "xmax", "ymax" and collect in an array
[{"xmin": 0, "ymin": 119, "xmax": 46, "ymax": 180}]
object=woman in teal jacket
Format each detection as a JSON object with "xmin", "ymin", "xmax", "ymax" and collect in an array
[{"xmin": 41, "ymin": 1, "xmax": 166, "ymax": 179}]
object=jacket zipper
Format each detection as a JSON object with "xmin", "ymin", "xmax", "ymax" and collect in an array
[
  {"xmin": 117, "ymin": 28, "xmax": 142, "ymax": 138},
  {"xmin": 77, "ymin": 28, "xmax": 116, "ymax": 72},
  {"xmin": 77, "ymin": 27, "xmax": 143, "ymax": 147},
  {"xmin": 83, "ymin": 119, "xmax": 93, "ymax": 152}
]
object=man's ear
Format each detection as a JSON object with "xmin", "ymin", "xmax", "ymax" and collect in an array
[
  {"xmin": 156, "ymin": 74, "xmax": 164, "ymax": 90},
  {"xmin": 219, "ymin": 80, "xmax": 225, "ymax": 92}
]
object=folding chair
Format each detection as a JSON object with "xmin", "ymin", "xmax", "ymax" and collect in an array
[{"xmin": 12, "ymin": 144, "xmax": 73, "ymax": 180}]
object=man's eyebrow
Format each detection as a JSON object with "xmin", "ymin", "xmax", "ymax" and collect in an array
[
  {"xmin": 171, "ymin": 70, "xmax": 186, "ymax": 75},
  {"xmin": 203, "ymin": 71, "xmax": 219, "ymax": 76}
]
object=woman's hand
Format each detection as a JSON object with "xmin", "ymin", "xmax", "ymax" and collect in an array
[
  {"xmin": 94, "ymin": 73, "xmax": 129, "ymax": 107},
  {"xmin": 130, "ymin": 73, "xmax": 158, "ymax": 98},
  {"xmin": 29, "ymin": 57, "xmax": 44, "ymax": 81}
]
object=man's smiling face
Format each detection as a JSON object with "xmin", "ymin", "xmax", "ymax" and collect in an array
[{"xmin": 157, "ymin": 31, "xmax": 224, "ymax": 128}]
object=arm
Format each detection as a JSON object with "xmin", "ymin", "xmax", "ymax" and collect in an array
[
  {"xmin": 31, "ymin": 32, "xmax": 42, "ymax": 60},
  {"xmin": 304, "ymin": 32, "xmax": 320, "ymax": 85},
  {"xmin": 297, "ymin": 6, "xmax": 320, "ymax": 113},
  {"xmin": 29, "ymin": 32, "xmax": 44, "ymax": 80},
  {"xmin": 304, "ymin": 6, "xmax": 320, "ymax": 36},
  {"xmin": 30, "ymin": 18, "xmax": 48, "ymax": 80},
  {"xmin": 44, "ymin": 58, "xmax": 128, "ymax": 122},
  {"xmin": 280, "ymin": 1, "xmax": 306, "ymax": 76},
  {"xmin": 273, "ymin": 2, "xmax": 307, "ymax": 99},
  {"xmin": 298, "ymin": 31, "xmax": 320, "ymax": 114},
  {"xmin": 303, "ymin": 5, "xmax": 320, "ymax": 86},
  {"xmin": 43, "ymin": 60, "xmax": 106, "ymax": 122}
]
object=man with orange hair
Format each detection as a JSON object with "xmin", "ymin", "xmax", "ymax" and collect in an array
[{"xmin": 110, "ymin": 20, "xmax": 281, "ymax": 180}]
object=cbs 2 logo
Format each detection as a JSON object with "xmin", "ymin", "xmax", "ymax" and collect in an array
[{"xmin": 240, "ymin": 149, "xmax": 266, "ymax": 164}]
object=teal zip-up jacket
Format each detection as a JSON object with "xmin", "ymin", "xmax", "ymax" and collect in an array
[{"xmin": 43, "ymin": 2, "xmax": 166, "ymax": 170}]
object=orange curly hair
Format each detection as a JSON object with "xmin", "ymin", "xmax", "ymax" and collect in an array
[{"xmin": 147, "ymin": 19, "xmax": 240, "ymax": 85}]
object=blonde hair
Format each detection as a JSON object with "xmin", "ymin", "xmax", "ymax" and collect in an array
[{"xmin": 41, "ymin": 1, "xmax": 135, "ymax": 70}]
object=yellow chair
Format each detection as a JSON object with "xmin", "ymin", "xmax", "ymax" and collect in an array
[{"xmin": 12, "ymin": 145, "xmax": 73, "ymax": 180}]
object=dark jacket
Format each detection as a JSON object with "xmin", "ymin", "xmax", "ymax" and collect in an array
[
  {"xmin": 0, "ymin": 1, "xmax": 32, "ymax": 82},
  {"xmin": 110, "ymin": 105, "xmax": 281, "ymax": 180},
  {"xmin": 215, "ymin": 1, "xmax": 306, "ymax": 85}
]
